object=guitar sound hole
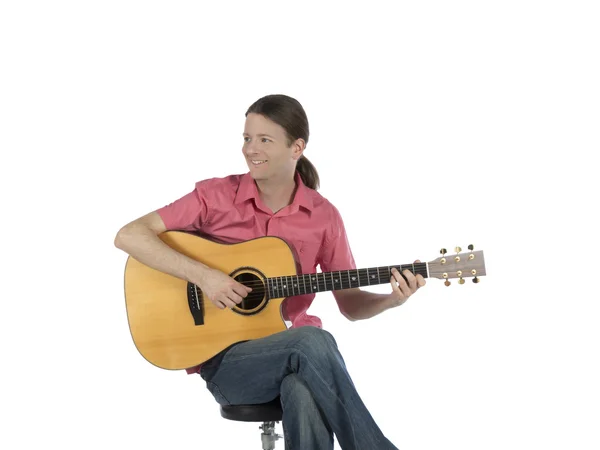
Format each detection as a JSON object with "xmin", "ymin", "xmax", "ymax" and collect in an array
[{"xmin": 233, "ymin": 272, "xmax": 265, "ymax": 311}]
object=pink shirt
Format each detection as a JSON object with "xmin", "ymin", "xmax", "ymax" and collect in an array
[{"xmin": 156, "ymin": 171, "xmax": 356, "ymax": 373}]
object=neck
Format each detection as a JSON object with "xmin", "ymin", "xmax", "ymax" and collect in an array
[
  {"xmin": 255, "ymin": 174, "xmax": 297, "ymax": 212},
  {"xmin": 265, "ymin": 263, "xmax": 430, "ymax": 299}
]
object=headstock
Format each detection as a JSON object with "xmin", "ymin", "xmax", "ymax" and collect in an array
[{"xmin": 428, "ymin": 245, "xmax": 486, "ymax": 286}]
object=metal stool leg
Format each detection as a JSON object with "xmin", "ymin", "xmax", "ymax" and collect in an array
[{"xmin": 259, "ymin": 421, "xmax": 282, "ymax": 450}]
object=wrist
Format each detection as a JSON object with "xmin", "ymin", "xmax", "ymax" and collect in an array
[{"xmin": 185, "ymin": 259, "xmax": 210, "ymax": 286}]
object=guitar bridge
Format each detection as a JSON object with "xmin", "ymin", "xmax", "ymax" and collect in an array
[{"xmin": 187, "ymin": 282, "xmax": 204, "ymax": 326}]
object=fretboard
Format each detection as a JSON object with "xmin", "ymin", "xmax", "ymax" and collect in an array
[{"xmin": 265, "ymin": 263, "xmax": 428, "ymax": 299}]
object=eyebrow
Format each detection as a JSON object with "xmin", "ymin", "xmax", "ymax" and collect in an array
[{"xmin": 243, "ymin": 133, "xmax": 275, "ymax": 138}]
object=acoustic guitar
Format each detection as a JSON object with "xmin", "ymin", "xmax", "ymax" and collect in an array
[{"xmin": 123, "ymin": 231, "xmax": 486, "ymax": 370}]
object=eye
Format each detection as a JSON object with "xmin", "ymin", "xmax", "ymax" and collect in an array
[{"xmin": 261, "ymin": 138, "xmax": 271, "ymax": 143}]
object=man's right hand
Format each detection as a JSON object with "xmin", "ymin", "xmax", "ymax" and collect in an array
[{"xmin": 197, "ymin": 268, "xmax": 253, "ymax": 309}]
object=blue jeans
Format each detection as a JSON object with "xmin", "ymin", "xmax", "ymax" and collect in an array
[{"xmin": 199, "ymin": 326, "xmax": 398, "ymax": 450}]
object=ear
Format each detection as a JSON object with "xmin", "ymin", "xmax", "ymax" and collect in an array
[{"xmin": 291, "ymin": 138, "xmax": 306, "ymax": 160}]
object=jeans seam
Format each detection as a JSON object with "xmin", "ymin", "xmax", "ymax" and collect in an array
[{"xmin": 207, "ymin": 380, "xmax": 232, "ymax": 405}]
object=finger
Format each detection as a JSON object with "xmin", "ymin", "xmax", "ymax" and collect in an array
[
  {"xmin": 232, "ymin": 284, "xmax": 250, "ymax": 298},
  {"xmin": 391, "ymin": 268, "xmax": 410, "ymax": 297},
  {"xmin": 411, "ymin": 261, "xmax": 426, "ymax": 288},
  {"xmin": 403, "ymin": 269, "xmax": 418, "ymax": 292},
  {"xmin": 213, "ymin": 299, "xmax": 226, "ymax": 310},
  {"xmin": 237, "ymin": 282, "xmax": 252, "ymax": 292},
  {"xmin": 390, "ymin": 273, "xmax": 406, "ymax": 301},
  {"xmin": 218, "ymin": 295, "xmax": 237, "ymax": 309},
  {"xmin": 228, "ymin": 290, "xmax": 244, "ymax": 305}
]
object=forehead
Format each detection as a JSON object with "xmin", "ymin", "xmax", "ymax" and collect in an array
[{"xmin": 244, "ymin": 113, "xmax": 285, "ymax": 137}]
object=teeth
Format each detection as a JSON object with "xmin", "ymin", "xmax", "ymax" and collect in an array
[{"xmin": 251, "ymin": 160, "xmax": 266, "ymax": 165}]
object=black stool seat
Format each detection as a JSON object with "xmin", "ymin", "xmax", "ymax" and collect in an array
[{"xmin": 220, "ymin": 396, "xmax": 283, "ymax": 422}]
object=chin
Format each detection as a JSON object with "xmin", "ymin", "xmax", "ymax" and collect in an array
[{"xmin": 248, "ymin": 169, "xmax": 265, "ymax": 180}]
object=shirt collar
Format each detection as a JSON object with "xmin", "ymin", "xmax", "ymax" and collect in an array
[{"xmin": 234, "ymin": 171, "xmax": 313, "ymax": 213}]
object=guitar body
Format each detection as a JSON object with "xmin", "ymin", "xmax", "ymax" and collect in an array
[{"xmin": 124, "ymin": 231, "xmax": 296, "ymax": 370}]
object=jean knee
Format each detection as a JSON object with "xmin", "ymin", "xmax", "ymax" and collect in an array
[{"xmin": 291, "ymin": 326, "xmax": 338, "ymax": 357}]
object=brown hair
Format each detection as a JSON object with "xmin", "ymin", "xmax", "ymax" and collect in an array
[{"xmin": 245, "ymin": 94, "xmax": 320, "ymax": 190}]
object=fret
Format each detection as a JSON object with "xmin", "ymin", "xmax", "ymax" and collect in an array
[
  {"xmin": 278, "ymin": 277, "xmax": 284, "ymax": 295},
  {"xmin": 377, "ymin": 266, "xmax": 381, "ymax": 284},
  {"xmin": 302, "ymin": 274, "xmax": 307, "ymax": 295},
  {"xmin": 319, "ymin": 272, "xmax": 327, "ymax": 292},
  {"xmin": 308, "ymin": 274, "xmax": 319, "ymax": 292},
  {"xmin": 367, "ymin": 267, "xmax": 377, "ymax": 285},
  {"xmin": 329, "ymin": 271, "xmax": 342, "ymax": 291},
  {"xmin": 348, "ymin": 270, "xmax": 358, "ymax": 288},
  {"xmin": 340, "ymin": 271, "xmax": 350, "ymax": 289}
]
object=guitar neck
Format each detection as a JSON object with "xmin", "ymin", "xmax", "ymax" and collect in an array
[{"xmin": 265, "ymin": 263, "xmax": 428, "ymax": 299}]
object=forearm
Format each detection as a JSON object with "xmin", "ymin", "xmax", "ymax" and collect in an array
[
  {"xmin": 336, "ymin": 289, "xmax": 396, "ymax": 321},
  {"xmin": 114, "ymin": 224, "xmax": 210, "ymax": 285}
]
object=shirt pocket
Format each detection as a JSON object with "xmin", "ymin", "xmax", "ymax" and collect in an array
[{"xmin": 297, "ymin": 239, "xmax": 321, "ymax": 272}]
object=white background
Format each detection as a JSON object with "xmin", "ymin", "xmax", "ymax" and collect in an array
[{"xmin": 2, "ymin": 1, "xmax": 599, "ymax": 449}]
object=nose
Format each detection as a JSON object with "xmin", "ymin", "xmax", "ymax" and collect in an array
[{"xmin": 244, "ymin": 142, "xmax": 258, "ymax": 156}]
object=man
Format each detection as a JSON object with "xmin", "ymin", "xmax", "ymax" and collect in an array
[{"xmin": 115, "ymin": 94, "xmax": 425, "ymax": 449}]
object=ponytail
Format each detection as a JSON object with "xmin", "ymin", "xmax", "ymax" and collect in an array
[{"xmin": 296, "ymin": 155, "xmax": 320, "ymax": 190}]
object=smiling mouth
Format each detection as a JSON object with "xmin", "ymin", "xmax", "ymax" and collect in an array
[{"xmin": 251, "ymin": 160, "xmax": 267, "ymax": 165}]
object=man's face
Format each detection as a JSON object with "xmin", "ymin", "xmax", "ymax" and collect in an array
[{"xmin": 242, "ymin": 113, "xmax": 301, "ymax": 181}]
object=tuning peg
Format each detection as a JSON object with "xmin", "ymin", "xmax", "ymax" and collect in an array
[
  {"xmin": 472, "ymin": 277, "xmax": 480, "ymax": 284},
  {"xmin": 440, "ymin": 248, "xmax": 447, "ymax": 264},
  {"xmin": 455, "ymin": 246, "xmax": 462, "ymax": 253},
  {"xmin": 468, "ymin": 244, "xmax": 476, "ymax": 260},
  {"xmin": 454, "ymin": 247, "xmax": 461, "ymax": 262},
  {"xmin": 443, "ymin": 273, "xmax": 450, "ymax": 287}
]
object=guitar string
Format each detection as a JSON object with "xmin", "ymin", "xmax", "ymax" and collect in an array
[{"xmin": 192, "ymin": 265, "xmax": 429, "ymax": 289}]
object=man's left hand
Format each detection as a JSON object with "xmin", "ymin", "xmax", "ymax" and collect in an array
[{"xmin": 388, "ymin": 260, "xmax": 426, "ymax": 307}]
